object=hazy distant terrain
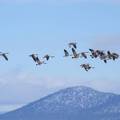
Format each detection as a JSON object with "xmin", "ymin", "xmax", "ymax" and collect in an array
[{"xmin": 0, "ymin": 86, "xmax": 120, "ymax": 120}]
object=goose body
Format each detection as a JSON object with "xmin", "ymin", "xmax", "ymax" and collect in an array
[
  {"xmin": 80, "ymin": 64, "xmax": 94, "ymax": 71},
  {"xmin": 89, "ymin": 49, "xmax": 98, "ymax": 58},
  {"xmin": 107, "ymin": 51, "xmax": 119, "ymax": 61},
  {"xmin": 80, "ymin": 52, "xmax": 89, "ymax": 59},
  {"xmin": 43, "ymin": 54, "xmax": 55, "ymax": 61},
  {"xmin": 98, "ymin": 52, "xmax": 108, "ymax": 63},
  {"xmin": 72, "ymin": 48, "xmax": 80, "ymax": 58},
  {"xmin": 36, "ymin": 57, "xmax": 46, "ymax": 65}
]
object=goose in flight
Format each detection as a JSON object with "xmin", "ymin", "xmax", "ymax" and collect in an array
[
  {"xmin": 0, "ymin": 52, "xmax": 9, "ymax": 61},
  {"xmin": 93, "ymin": 50, "xmax": 108, "ymax": 63},
  {"xmin": 64, "ymin": 49, "xmax": 70, "ymax": 57},
  {"xmin": 69, "ymin": 42, "xmax": 77, "ymax": 49},
  {"xmin": 112, "ymin": 53, "xmax": 119, "ymax": 60},
  {"xmin": 89, "ymin": 49, "xmax": 99, "ymax": 58},
  {"xmin": 107, "ymin": 51, "xmax": 119, "ymax": 61},
  {"xmin": 80, "ymin": 64, "xmax": 94, "ymax": 71},
  {"xmin": 80, "ymin": 52, "xmax": 89, "ymax": 59},
  {"xmin": 43, "ymin": 54, "xmax": 55, "ymax": 61},
  {"xmin": 36, "ymin": 57, "xmax": 46, "ymax": 66},
  {"xmin": 89, "ymin": 49, "xmax": 105, "ymax": 59},
  {"xmin": 29, "ymin": 54, "xmax": 38, "ymax": 62},
  {"xmin": 71, "ymin": 48, "xmax": 80, "ymax": 59},
  {"xmin": 99, "ymin": 52, "xmax": 108, "ymax": 63},
  {"xmin": 107, "ymin": 51, "xmax": 113, "ymax": 59}
]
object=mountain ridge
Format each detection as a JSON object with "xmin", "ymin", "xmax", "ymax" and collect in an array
[{"xmin": 0, "ymin": 86, "xmax": 120, "ymax": 120}]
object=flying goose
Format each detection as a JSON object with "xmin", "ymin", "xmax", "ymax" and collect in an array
[
  {"xmin": 29, "ymin": 54, "xmax": 38, "ymax": 62},
  {"xmin": 0, "ymin": 52, "xmax": 9, "ymax": 61},
  {"xmin": 92, "ymin": 50, "xmax": 108, "ymax": 63},
  {"xmin": 107, "ymin": 51, "xmax": 113, "ymax": 59},
  {"xmin": 89, "ymin": 49, "xmax": 99, "ymax": 58},
  {"xmin": 43, "ymin": 54, "xmax": 55, "ymax": 61},
  {"xmin": 64, "ymin": 49, "xmax": 69, "ymax": 57},
  {"xmin": 107, "ymin": 51, "xmax": 119, "ymax": 61},
  {"xmin": 89, "ymin": 49, "xmax": 105, "ymax": 59},
  {"xmin": 99, "ymin": 53, "xmax": 108, "ymax": 63},
  {"xmin": 69, "ymin": 42, "xmax": 77, "ymax": 49},
  {"xmin": 36, "ymin": 56, "xmax": 46, "ymax": 66},
  {"xmin": 80, "ymin": 64, "xmax": 94, "ymax": 71},
  {"xmin": 71, "ymin": 48, "xmax": 80, "ymax": 58},
  {"xmin": 112, "ymin": 53, "xmax": 119, "ymax": 60},
  {"xmin": 80, "ymin": 52, "xmax": 89, "ymax": 59}
]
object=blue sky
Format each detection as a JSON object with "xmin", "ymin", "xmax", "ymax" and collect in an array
[{"xmin": 0, "ymin": 0, "xmax": 120, "ymax": 113}]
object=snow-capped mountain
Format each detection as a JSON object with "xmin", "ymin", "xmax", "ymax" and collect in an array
[{"xmin": 0, "ymin": 86, "xmax": 120, "ymax": 120}]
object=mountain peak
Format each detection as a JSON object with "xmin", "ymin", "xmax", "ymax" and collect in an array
[
  {"xmin": 0, "ymin": 86, "xmax": 120, "ymax": 120},
  {"xmin": 26, "ymin": 86, "xmax": 113, "ymax": 113},
  {"xmin": 59, "ymin": 85, "xmax": 98, "ymax": 94}
]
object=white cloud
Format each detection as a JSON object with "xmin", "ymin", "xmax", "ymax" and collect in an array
[
  {"xmin": 84, "ymin": 79, "xmax": 120, "ymax": 95},
  {"xmin": 0, "ymin": 104, "xmax": 23, "ymax": 113},
  {"xmin": 0, "ymin": 69, "xmax": 120, "ymax": 113},
  {"xmin": 0, "ymin": 70, "xmax": 120, "ymax": 99},
  {"xmin": 92, "ymin": 35, "xmax": 120, "ymax": 51}
]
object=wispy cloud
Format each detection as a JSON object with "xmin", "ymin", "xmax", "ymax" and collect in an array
[
  {"xmin": 92, "ymin": 35, "xmax": 120, "ymax": 50},
  {"xmin": 0, "ymin": 69, "xmax": 120, "ymax": 113},
  {"xmin": 0, "ymin": 69, "xmax": 120, "ymax": 102},
  {"xmin": 0, "ymin": 104, "xmax": 23, "ymax": 113}
]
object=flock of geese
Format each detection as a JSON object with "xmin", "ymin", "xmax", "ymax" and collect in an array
[
  {"xmin": 0, "ymin": 42, "xmax": 119, "ymax": 72},
  {"xmin": 64, "ymin": 42, "xmax": 119, "ymax": 71}
]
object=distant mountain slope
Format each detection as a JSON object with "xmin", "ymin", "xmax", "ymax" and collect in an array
[{"xmin": 0, "ymin": 86, "xmax": 120, "ymax": 120}]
